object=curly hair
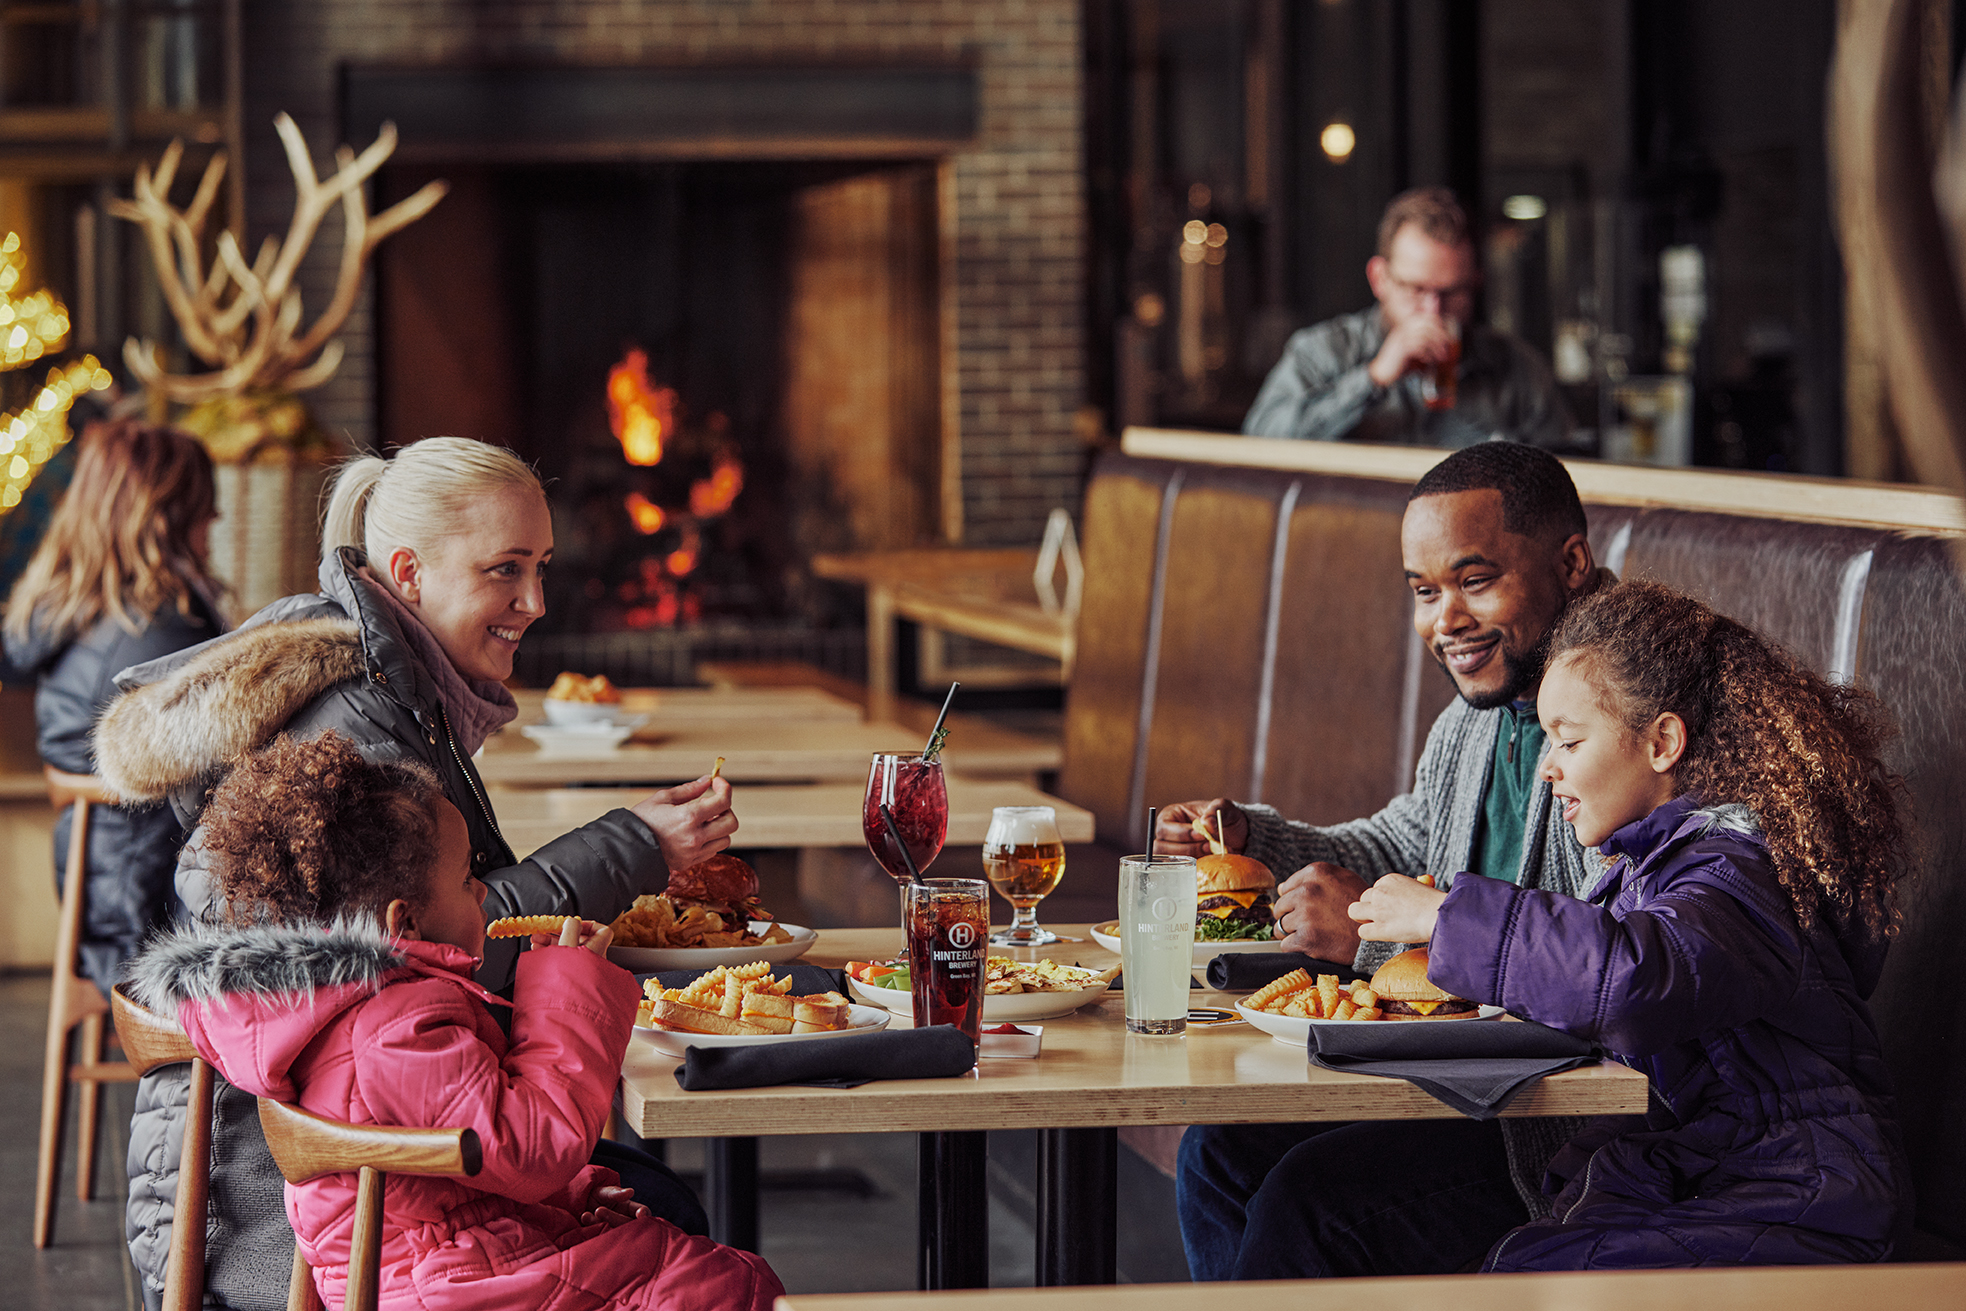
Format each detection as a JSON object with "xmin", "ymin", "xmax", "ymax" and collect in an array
[
  {"xmin": 201, "ymin": 732, "xmax": 446, "ymax": 924},
  {"xmin": 1549, "ymin": 579, "xmax": 1906, "ymax": 938}
]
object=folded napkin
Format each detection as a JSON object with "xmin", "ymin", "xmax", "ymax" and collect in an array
[
  {"xmin": 674, "ymin": 1024, "xmax": 978, "ymax": 1090},
  {"xmin": 1310, "ymin": 1019, "xmax": 1597, "ymax": 1119},
  {"xmin": 1206, "ymin": 952, "xmax": 1361, "ymax": 992},
  {"xmin": 649, "ymin": 963, "xmax": 848, "ymax": 997}
]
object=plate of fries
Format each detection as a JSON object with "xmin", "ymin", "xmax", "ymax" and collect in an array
[
  {"xmin": 605, "ymin": 893, "xmax": 815, "ymax": 970},
  {"xmin": 633, "ymin": 962, "xmax": 886, "ymax": 1056},
  {"xmin": 849, "ymin": 956, "xmax": 1120, "ymax": 1022},
  {"xmin": 1236, "ymin": 969, "xmax": 1501, "ymax": 1045}
]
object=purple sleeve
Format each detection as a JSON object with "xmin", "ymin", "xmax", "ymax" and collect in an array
[{"xmin": 1428, "ymin": 862, "xmax": 1801, "ymax": 1055}]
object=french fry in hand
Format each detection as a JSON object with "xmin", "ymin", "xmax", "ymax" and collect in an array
[{"xmin": 485, "ymin": 915, "xmax": 576, "ymax": 939}]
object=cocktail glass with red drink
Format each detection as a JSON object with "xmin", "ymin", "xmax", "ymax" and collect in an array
[
  {"xmin": 865, "ymin": 752, "xmax": 950, "ymax": 940},
  {"xmin": 904, "ymin": 878, "xmax": 989, "ymax": 1043}
]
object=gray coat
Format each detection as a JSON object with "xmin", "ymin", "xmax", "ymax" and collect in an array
[
  {"xmin": 96, "ymin": 548, "xmax": 668, "ymax": 1311},
  {"xmin": 1239, "ymin": 692, "xmax": 1602, "ymax": 1215},
  {"xmin": 1241, "ymin": 306, "xmax": 1569, "ymax": 448},
  {"xmin": 2, "ymin": 592, "xmax": 224, "ymax": 998}
]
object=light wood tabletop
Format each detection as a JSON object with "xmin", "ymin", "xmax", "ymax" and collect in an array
[
  {"xmin": 772, "ymin": 1263, "xmax": 1966, "ymax": 1311},
  {"xmin": 513, "ymin": 685, "xmax": 864, "ymax": 725},
  {"xmin": 477, "ymin": 715, "xmax": 1061, "ymax": 787},
  {"xmin": 491, "ymin": 777, "xmax": 1094, "ymax": 856},
  {"xmin": 618, "ymin": 925, "xmax": 1650, "ymax": 1140}
]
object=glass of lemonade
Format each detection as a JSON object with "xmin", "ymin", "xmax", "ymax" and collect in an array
[
  {"xmin": 982, "ymin": 806, "xmax": 1066, "ymax": 946},
  {"xmin": 1118, "ymin": 854, "xmax": 1198, "ymax": 1035}
]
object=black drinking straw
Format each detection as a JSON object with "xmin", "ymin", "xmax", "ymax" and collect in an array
[
  {"xmin": 879, "ymin": 803, "xmax": 926, "ymax": 885},
  {"xmin": 1146, "ymin": 806, "xmax": 1159, "ymax": 855},
  {"xmin": 923, "ymin": 680, "xmax": 961, "ymax": 757}
]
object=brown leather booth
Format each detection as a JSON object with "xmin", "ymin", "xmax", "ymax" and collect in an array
[{"xmin": 1058, "ymin": 431, "xmax": 1966, "ymax": 1259}]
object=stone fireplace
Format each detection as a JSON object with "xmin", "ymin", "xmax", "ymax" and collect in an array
[{"xmin": 234, "ymin": 1, "xmax": 1086, "ymax": 660}]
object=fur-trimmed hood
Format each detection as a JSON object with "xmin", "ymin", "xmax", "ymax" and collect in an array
[
  {"xmin": 127, "ymin": 916, "xmax": 407, "ymax": 1013},
  {"xmin": 91, "ymin": 547, "xmax": 448, "ymax": 807},
  {"xmin": 133, "ymin": 918, "xmax": 495, "ymax": 1103},
  {"xmin": 94, "ymin": 616, "xmax": 367, "ymax": 802}
]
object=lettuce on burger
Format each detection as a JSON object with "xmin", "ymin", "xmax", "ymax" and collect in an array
[{"xmin": 1194, "ymin": 852, "xmax": 1278, "ymax": 942}]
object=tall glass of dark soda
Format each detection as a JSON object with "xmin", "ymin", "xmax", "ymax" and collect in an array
[{"xmin": 904, "ymin": 879, "xmax": 989, "ymax": 1043}]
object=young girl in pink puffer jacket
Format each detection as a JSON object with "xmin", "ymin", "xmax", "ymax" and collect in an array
[{"xmin": 129, "ymin": 731, "xmax": 783, "ymax": 1311}]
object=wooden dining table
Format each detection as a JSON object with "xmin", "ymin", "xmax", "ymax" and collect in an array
[
  {"xmin": 478, "ymin": 693, "xmax": 1061, "ymax": 787},
  {"xmin": 619, "ymin": 926, "xmax": 1651, "ymax": 1290},
  {"xmin": 771, "ymin": 1262, "xmax": 1966, "ymax": 1311}
]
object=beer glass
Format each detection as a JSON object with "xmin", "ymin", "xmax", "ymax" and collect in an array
[
  {"xmin": 1118, "ymin": 854, "xmax": 1198, "ymax": 1035},
  {"xmin": 1420, "ymin": 317, "xmax": 1461, "ymax": 412},
  {"xmin": 982, "ymin": 805, "xmax": 1066, "ymax": 946},
  {"xmin": 904, "ymin": 879, "xmax": 989, "ymax": 1042}
]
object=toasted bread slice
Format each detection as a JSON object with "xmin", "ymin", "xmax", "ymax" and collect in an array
[
  {"xmin": 791, "ymin": 992, "xmax": 851, "ymax": 1031},
  {"xmin": 644, "ymin": 997, "xmax": 768, "ymax": 1036},
  {"xmin": 740, "ymin": 992, "xmax": 797, "ymax": 1034}
]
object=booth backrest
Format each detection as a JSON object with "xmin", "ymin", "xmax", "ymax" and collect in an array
[{"xmin": 1059, "ymin": 445, "xmax": 1966, "ymax": 1254}]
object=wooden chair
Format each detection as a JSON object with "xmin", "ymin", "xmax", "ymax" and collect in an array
[
  {"xmin": 34, "ymin": 766, "xmax": 138, "ymax": 1248},
  {"xmin": 109, "ymin": 986, "xmax": 216, "ymax": 1311},
  {"xmin": 258, "ymin": 1097, "xmax": 482, "ymax": 1311}
]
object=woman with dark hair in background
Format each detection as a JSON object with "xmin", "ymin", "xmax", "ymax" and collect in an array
[{"xmin": 2, "ymin": 419, "xmax": 225, "ymax": 999}]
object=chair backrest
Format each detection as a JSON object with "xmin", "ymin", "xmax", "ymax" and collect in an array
[
  {"xmin": 110, "ymin": 986, "xmax": 198, "ymax": 1075},
  {"xmin": 257, "ymin": 1098, "xmax": 481, "ymax": 1311},
  {"xmin": 109, "ymin": 986, "xmax": 214, "ymax": 1311},
  {"xmin": 43, "ymin": 765, "xmax": 115, "ymax": 809}
]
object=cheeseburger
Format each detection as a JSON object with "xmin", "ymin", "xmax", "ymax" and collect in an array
[
  {"xmin": 1194, "ymin": 852, "xmax": 1278, "ymax": 942},
  {"xmin": 1367, "ymin": 948, "xmax": 1479, "ymax": 1020},
  {"xmin": 665, "ymin": 854, "xmax": 771, "ymax": 925}
]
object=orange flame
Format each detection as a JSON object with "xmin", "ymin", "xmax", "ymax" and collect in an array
[
  {"xmin": 689, "ymin": 452, "xmax": 745, "ymax": 518},
  {"xmin": 607, "ymin": 349, "xmax": 675, "ymax": 467},
  {"xmin": 624, "ymin": 492, "xmax": 665, "ymax": 535}
]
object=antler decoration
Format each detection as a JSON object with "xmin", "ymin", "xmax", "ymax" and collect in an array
[{"xmin": 107, "ymin": 113, "xmax": 447, "ymax": 401}]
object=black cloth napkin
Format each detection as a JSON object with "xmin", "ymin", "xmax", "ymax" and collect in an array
[
  {"xmin": 1310, "ymin": 1019, "xmax": 1597, "ymax": 1119},
  {"xmin": 648, "ymin": 963, "xmax": 848, "ymax": 997},
  {"xmin": 674, "ymin": 1024, "xmax": 978, "ymax": 1090},
  {"xmin": 1206, "ymin": 952, "xmax": 1362, "ymax": 991}
]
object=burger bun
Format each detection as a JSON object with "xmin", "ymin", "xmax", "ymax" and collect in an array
[{"xmin": 1195, "ymin": 852, "xmax": 1274, "ymax": 894}]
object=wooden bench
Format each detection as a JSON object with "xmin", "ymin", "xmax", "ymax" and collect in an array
[{"xmin": 1054, "ymin": 428, "xmax": 1966, "ymax": 1260}]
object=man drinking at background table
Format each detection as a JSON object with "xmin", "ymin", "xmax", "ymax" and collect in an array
[
  {"xmin": 1242, "ymin": 187, "xmax": 1569, "ymax": 449},
  {"xmin": 1153, "ymin": 440, "xmax": 1608, "ymax": 1279}
]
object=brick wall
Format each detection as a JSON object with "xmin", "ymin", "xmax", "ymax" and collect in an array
[{"xmin": 240, "ymin": 0, "xmax": 1085, "ymax": 547}]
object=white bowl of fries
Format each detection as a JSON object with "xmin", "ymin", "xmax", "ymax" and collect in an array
[{"xmin": 1237, "ymin": 1000, "xmax": 1504, "ymax": 1045}]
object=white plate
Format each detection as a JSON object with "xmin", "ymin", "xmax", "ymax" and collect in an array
[
  {"xmin": 636, "ymin": 1002, "xmax": 889, "ymax": 1057},
  {"xmin": 541, "ymin": 699, "xmax": 649, "ymax": 729},
  {"xmin": 521, "ymin": 723, "xmax": 634, "ymax": 754},
  {"xmin": 1090, "ymin": 919, "xmax": 1287, "ymax": 966},
  {"xmin": 847, "ymin": 973, "xmax": 1110, "ymax": 1022},
  {"xmin": 1236, "ymin": 1001, "xmax": 1505, "ymax": 1046},
  {"xmin": 607, "ymin": 923, "xmax": 817, "ymax": 972}
]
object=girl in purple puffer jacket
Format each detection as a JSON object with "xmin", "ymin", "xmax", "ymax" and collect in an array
[{"xmin": 1351, "ymin": 578, "xmax": 1911, "ymax": 1270}]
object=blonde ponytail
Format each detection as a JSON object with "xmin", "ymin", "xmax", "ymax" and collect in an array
[
  {"xmin": 320, "ymin": 455, "xmax": 388, "ymax": 555},
  {"xmin": 320, "ymin": 438, "xmax": 543, "ymax": 573}
]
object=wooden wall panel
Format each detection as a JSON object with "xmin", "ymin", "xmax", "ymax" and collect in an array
[{"xmin": 782, "ymin": 166, "xmax": 943, "ymax": 553}]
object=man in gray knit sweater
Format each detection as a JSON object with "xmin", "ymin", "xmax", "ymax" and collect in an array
[{"xmin": 1161, "ymin": 441, "xmax": 1607, "ymax": 1281}]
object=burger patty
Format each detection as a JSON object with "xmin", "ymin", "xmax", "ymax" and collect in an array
[
  {"xmin": 1380, "ymin": 997, "xmax": 1480, "ymax": 1018},
  {"xmin": 1197, "ymin": 891, "xmax": 1274, "ymax": 920}
]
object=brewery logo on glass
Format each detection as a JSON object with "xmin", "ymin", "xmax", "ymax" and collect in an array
[
  {"xmin": 949, "ymin": 921, "xmax": 977, "ymax": 949},
  {"xmin": 1151, "ymin": 896, "xmax": 1178, "ymax": 922}
]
